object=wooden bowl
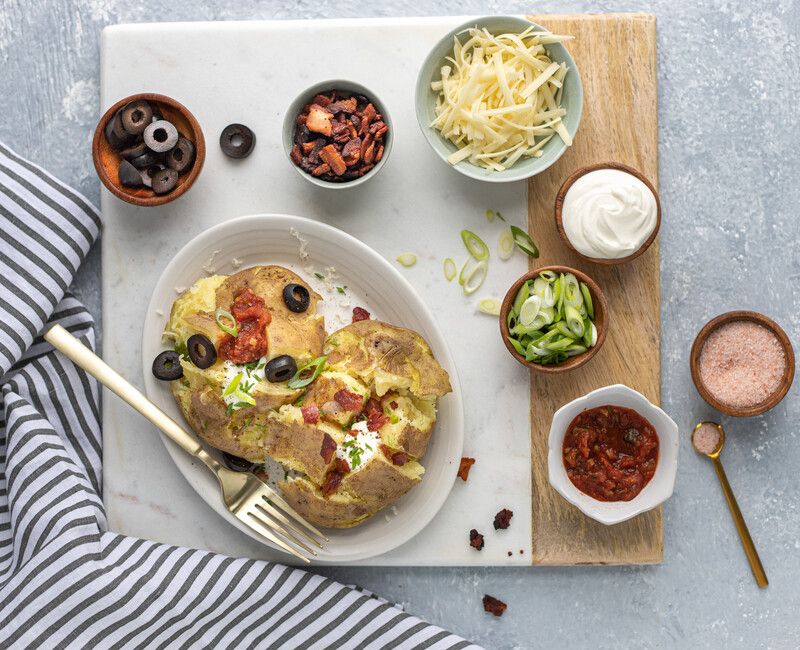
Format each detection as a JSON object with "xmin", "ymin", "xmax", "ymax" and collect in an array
[
  {"xmin": 92, "ymin": 93, "xmax": 205, "ymax": 207},
  {"xmin": 499, "ymin": 265, "xmax": 609, "ymax": 374},
  {"xmin": 690, "ymin": 311, "xmax": 795, "ymax": 417},
  {"xmin": 554, "ymin": 162, "xmax": 661, "ymax": 265}
]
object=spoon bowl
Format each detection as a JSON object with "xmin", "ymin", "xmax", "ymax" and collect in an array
[{"xmin": 691, "ymin": 421, "xmax": 725, "ymax": 458}]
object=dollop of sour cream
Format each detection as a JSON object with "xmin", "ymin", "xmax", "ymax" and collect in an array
[
  {"xmin": 336, "ymin": 420, "xmax": 380, "ymax": 472},
  {"xmin": 221, "ymin": 358, "xmax": 265, "ymax": 411},
  {"xmin": 562, "ymin": 168, "xmax": 657, "ymax": 259}
]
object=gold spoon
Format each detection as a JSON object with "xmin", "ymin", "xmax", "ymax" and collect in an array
[{"xmin": 692, "ymin": 421, "xmax": 768, "ymax": 588}]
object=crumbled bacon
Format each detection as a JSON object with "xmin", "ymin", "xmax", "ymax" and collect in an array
[
  {"xmin": 320, "ymin": 432, "xmax": 336, "ymax": 464},
  {"xmin": 482, "ymin": 595, "xmax": 507, "ymax": 617},
  {"xmin": 367, "ymin": 410, "xmax": 389, "ymax": 432},
  {"xmin": 457, "ymin": 457, "xmax": 476, "ymax": 482},
  {"xmin": 380, "ymin": 444, "xmax": 408, "ymax": 466},
  {"xmin": 321, "ymin": 469, "xmax": 343, "ymax": 497},
  {"xmin": 469, "ymin": 529, "xmax": 484, "ymax": 551},
  {"xmin": 352, "ymin": 306, "xmax": 370, "ymax": 322},
  {"xmin": 306, "ymin": 104, "xmax": 333, "ymax": 136},
  {"xmin": 319, "ymin": 144, "xmax": 347, "ymax": 176},
  {"xmin": 334, "ymin": 389, "xmax": 363, "ymax": 412},
  {"xmin": 390, "ymin": 400, "xmax": 398, "ymax": 409},
  {"xmin": 301, "ymin": 404, "xmax": 320, "ymax": 424},
  {"xmin": 493, "ymin": 508, "xmax": 513, "ymax": 530}
]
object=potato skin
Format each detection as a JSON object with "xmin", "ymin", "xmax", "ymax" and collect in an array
[{"xmin": 279, "ymin": 476, "xmax": 371, "ymax": 529}]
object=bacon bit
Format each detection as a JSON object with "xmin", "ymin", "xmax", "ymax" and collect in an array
[
  {"xmin": 342, "ymin": 137, "xmax": 362, "ymax": 166},
  {"xmin": 319, "ymin": 145, "xmax": 347, "ymax": 176},
  {"xmin": 311, "ymin": 163, "xmax": 331, "ymax": 177},
  {"xmin": 320, "ymin": 432, "xmax": 336, "ymax": 464},
  {"xmin": 334, "ymin": 389, "xmax": 363, "ymax": 412},
  {"xmin": 302, "ymin": 404, "xmax": 320, "ymax": 425},
  {"xmin": 367, "ymin": 410, "xmax": 389, "ymax": 432},
  {"xmin": 301, "ymin": 142, "xmax": 316, "ymax": 154},
  {"xmin": 390, "ymin": 400, "xmax": 398, "ymax": 409},
  {"xmin": 311, "ymin": 94, "xmax": 332, "ymax": 107},
  {"xmin": 290, "ymin": 144, "xmax": 302, "ymax": 165},
  {"xmin": 375, "ymin": 144, "xmax": 385, "ymax": 163},
  {"xmin": 457, "ymin": 457, "xmax": 476, "ymax": 482},
  {"xmin": 380, "ymin": 444, "xmax": 408, "ymax": 466},
  {"xmin": 334, "ymin": 457, "xmax": 350, "ymax": 473},
  {"xmin": 493, "ymin": 508, "xmax": 513, "ymax": 530},
  {"xmin": 360, "ymin": 103, "xmax": 377, "ymax": 135},
  {"xmin": 482, "ymin": 595, "xmax": 507, "ymax": 617},
  {"xmin": 254, "ymin": 468, "xmax": 269, "ymax": 482},
  {"xmin": 352, "ymin": 306, "xmax": 370, "ymax": 322},
  {"xmin": 306, "ymin": 104, "xmax": 333, "ymax": 136},
  {"xmin": 321, "ymin": 469, "xmax": 343, "ymax": 497},
  {"xmin": 328, "ymin": 97, "xmax": 357, "ymax": 114},
  {"xmin": 469, "ymin": 529, "xmax": 484, "ymax": 551},
  {"xmin": 364, "ymin": 398, "xmax": 382, "ymax": 416}
]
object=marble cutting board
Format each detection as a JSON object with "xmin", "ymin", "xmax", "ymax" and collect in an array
[{"xmin": 100, "ymin": 16, "xmax": 533, "ymax": 566}]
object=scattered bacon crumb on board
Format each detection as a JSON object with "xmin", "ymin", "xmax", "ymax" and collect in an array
[
  {"xmin": 457, "ymin": 457, "xmax": 475, "ymax": 481},
  {"xmin": 483, "ymin": 595, "xmax": 507, "ymax": 617}
]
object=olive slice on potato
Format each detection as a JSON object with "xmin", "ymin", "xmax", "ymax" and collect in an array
[
  {"xmin": 265, "ymin": 355, "xmax": 297, "ymax": 383},
  {"xmin": 152, "ymin": 350, "xmax": 183, "ymax": 381},
  {"xmin": 187, "ymin": 334, "xmax": 217, "ymax": 369}
]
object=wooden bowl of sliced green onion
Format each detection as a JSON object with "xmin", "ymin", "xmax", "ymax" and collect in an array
[{"xmin": 499, "ymin": 266, "xmax": 608, "ymax": 373}]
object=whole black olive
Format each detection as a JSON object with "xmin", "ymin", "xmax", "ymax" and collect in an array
[
  {"xmin": 144, "ymin": 120, "xmax": 179, "ymax": 153},
  {"xmin": 119, "ymin": 159, "xmax": 143, "ymax": 188},
  {"xmin": 220, "ymin": 123, "xmax": 256, "ymax": 159},
  {"xmin": 151, "ymin": 168, "xmax": 179, "ymax": 195},
  {"xmin": 265, "ymin": 355, "xmax": 297, "ymax": 383},
  {"xmin": 187, "ymin": 334, "xmax": 217, "ymax": 369},
  {"xmin": 165, "ymin": 137, "xmax": 196, "ymax": 174},
  {"xmin": 223, "ymin": 452, "xmax": 254, "ymax": 472},
  {"xmin": 152, "ymin": 350, "xmax": 183, "ymax": 381},
  {"xmin": 120, "ymin": 100, "xmax": 153, "ymax": 135},
  {"xmin": 282, "ymin": 283, "xmax": 310, "ymax": 313}
]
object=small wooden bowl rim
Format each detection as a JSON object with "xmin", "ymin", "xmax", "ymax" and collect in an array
[
  {"xmin": 499, "ymin": 265, "xmax": 609, "ymax": 374},
  {"xmin": 690, "ymin": 310, "xmax": 795, "ymax": 417},
  {"xmin": 92, "ymin": 93, "xmax": 206, "ymax": 207},
  {"xmin": 554, "ymin": 162, "xmax": 661, "ymax": 266}
]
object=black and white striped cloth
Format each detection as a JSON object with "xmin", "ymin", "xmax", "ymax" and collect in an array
[{"xmin": 0, "ymin": 142, "xmax": 476, "ymax": 649}]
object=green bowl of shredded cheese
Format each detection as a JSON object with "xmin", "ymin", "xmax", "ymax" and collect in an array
[{"xmin": 415, "ymin": 16, "xmax": 583, "ymax": 182}]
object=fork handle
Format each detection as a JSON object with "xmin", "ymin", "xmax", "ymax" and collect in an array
[{"xmin": 44, "ymin": 325, "xmax": 220, "ymax": 473}]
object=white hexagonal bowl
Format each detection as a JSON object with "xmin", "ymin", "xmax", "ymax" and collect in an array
[{"xmin": 547, "ymin": 384, "xmax": 679, "ymax": 525}]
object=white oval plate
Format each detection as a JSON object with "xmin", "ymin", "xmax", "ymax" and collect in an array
[{"xmin": 142, "ymin": 214, "xmax": 464, "ymax": 563}]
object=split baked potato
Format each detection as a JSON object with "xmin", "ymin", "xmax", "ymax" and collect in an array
[{"xmin": 161, "ymin": 265, "xmax": 451, "ymax": 528}]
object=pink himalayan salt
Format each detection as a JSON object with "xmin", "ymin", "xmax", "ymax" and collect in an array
[
  {"xmin": 693, "ymin": 422, "xmax": 720, "ymax": 454},
  {"xmin": 698, "ymin": 320, "xmax": 786, "ymax": 409}
]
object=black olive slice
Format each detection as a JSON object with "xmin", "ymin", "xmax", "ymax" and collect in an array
[
  {"xmin": 129, "ymin": 150, "xmax": 162, "ymax": 170},
  {"xmin": 265, "ymin": 355, "xmax": 298, "ymax": 383},
  {"xmin": 151, "ymin": 168, "xmax": 179, "ymax": 195},
  {"xmin": 152, "ymin": 350, "xmax": 183, "ymax": 381},
  {"xmin": 219, "ymin": 123, "xmax": 256, "ymax": 159},
  {"xmin": 140, "ymin": 164, "xmax": 165, "ymax": 188},
  {"xmin": 282, "ymin": 283, "xmax": 310, "ymax": 313},
  {"xmin": 165, "ymin": 137, "xmax": 196, "ymax": 174},
  {"xmin": 144, "ymin": 120, "xmax": 179, "ymax": 153},
  {"xmin": 223, "ymin": 452, "xmax": 255, "ymax": 472},
  {"xmin": 119, "ymin": 141, "xmax": 147, "ymax": 160},
  {"xmin": 120, "ymin": 100, "xmax": 153, "ymax": 135},
  {"xmin": 119, "ymin": 159, "xmax": 143, "ymax": 188},
  {"xmin": 104, "ymin": 111, "xmax": 134, "ymax": 150},
  {"xmin": 187, "ymin": 334, "xmax": 217, "ymax": 369}
]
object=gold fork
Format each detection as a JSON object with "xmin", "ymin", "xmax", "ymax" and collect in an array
[{"xmin": 44, "ymin": 324, "xmax": 327, "ymax": 563}]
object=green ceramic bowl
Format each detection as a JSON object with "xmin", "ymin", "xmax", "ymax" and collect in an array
[
  {"xmin": 282, "ymin": 79, "xmax": 393, "ymax": 189},
  {"xmin": 415, "ymin": 15, "xmax": 583, "ymax": 183}
]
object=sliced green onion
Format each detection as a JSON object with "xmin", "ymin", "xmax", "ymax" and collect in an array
[
  {"xmin": 478, "ymin": 298, "xmax": 501, "ymax": 316},
  {"xmin": 498, "ymin": 228, "xmax": 515, "ymax": 260},
  {"xmin": 565, "ymin": 344, "xmax": 589, "ymax": 357},
  {"xmin": 532, "ymin": 277, "xmax": 556, "ymax": 307},
  {"xmin": 508, "ymin": 337, "xmax": 526, "ymax": 356},
  {"xmin": 512, "ymin": 281, "xmax": 530, "ymax": 314},
  {"xmin": 233, "ymin": 389, "xmax": 256, "ymax": 406},
  {"xmin": 495, "ymin": 211, "xmax": 507, "ymax": 222},
  {"xmin": 519, "ymin": 295, "xmax": 542, "ymax": 327},
  {"xmin": 215, "ymin": 308, "xmax": 238, "ymax": 337},
  {"xmin": 485, "ymin": 209, "xmax": 496, "ymax": 222},
  {"xmin": 583, "ymin": 321, "xmax": 598, "ymax": 348},
  {"xmin": 443, "ymin": 257, "xmax": 457, "ymax": 282},
  {"xmin": 565, "ymin": 304, "xmax": 584, "ymax": 338},
  {"xmin": 539, "ymin": 270, "xmax": 558, "ymax": 282},
  {"xmin": 580, "ymin": 282, "xmax": 594, "ymax": 319},
  {"xmin": 506, "ymin": 309, "xmax": 518, "ymax": 330},
  {"xmin": 223, "ymin": 372, "xmax": 242, "ymax": 398},
  {"xmin": 461, "ymin": 230, "xmax": 490, "ymax": 261},
  {"xmin": 543, "ymin": 336, "xmax": 575, "ymax": 352},
  {"xmin": 539, "ymin": 306, "xmax": 555, "ymax": 325},
  {"xmin": 554, "ymin": 321, "xmax": 574, "ymax": 339},
  {"xmin": 458, "ymin": 258, "xmax": 476, "ymax": 286},
  {"xmin": 287, "ymin": 355, "xmax": 327, "ymax": 389},
  {"xmin": 463, "ymin": 260, "xmax": 488, "ymax": 295},
  {"xmin": 396, "ymin": 253, "xmax": 417, "ymax": 267},
  {"xmin": 509, "ymin": 226, "xmax": 539, "ymax": 258},
  {"xmin": 562, "ymin": 273, "xmax": 583, "ymax": 308}
]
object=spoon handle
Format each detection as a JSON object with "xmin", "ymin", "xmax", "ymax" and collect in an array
[{"xmin": 712, "ymin": 457, "xmax": 768, "ymax": 588}]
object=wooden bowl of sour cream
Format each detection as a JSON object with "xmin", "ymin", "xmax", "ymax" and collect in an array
[{"xmin": 555, "ymin": 162, "xmax": 661, "ymax": 265}]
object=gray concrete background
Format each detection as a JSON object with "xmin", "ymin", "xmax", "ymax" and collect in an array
[{"xmin": 2, "ymin": 1, "xmax": 798, "ymax": 648}]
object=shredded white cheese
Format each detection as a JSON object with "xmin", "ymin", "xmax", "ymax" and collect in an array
[{"xmin": 430, "ymin": 26, "xmax": 573, "ymax": 171}]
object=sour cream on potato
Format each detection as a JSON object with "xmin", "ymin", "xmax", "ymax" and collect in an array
[
  {"xmin": 562, "ymin": 168, "xmax": 657, "ymax": 259},
  {"xmin": 337, "ymin": 420, "xmax": 380, "ymax": 471}
]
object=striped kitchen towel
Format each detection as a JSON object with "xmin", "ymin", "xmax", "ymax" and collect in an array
[{"xmin": 0, "ymin": 142, "xmax": 476, "ymax": 649}]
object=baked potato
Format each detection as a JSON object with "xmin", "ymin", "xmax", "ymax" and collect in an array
[{"xmin": 160, "ymin": 268, "xmax": 451, "ymax": 529}]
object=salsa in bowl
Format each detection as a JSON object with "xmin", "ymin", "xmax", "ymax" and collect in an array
[{"xmin": 548, "ymin": 384, "xmax": 678, "ymax": 525}]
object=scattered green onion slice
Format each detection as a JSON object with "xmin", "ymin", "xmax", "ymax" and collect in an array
[
  {"xmin": 509, "ymin": 226, "xmax": 539, "ymax": 258},
  {"xmin": 462, "ymin": 260, "xmax": 488, "ymax": 295},
  {"xmin": 396, "ymin": 253, "xmax": 417, "ymax": 267},
  {"xmin": 287, "ymin": 355, "xmax": 327, "ymax": 389},
  {"xmin": 233, "ymin": 390, "xmax": 256, "ymax": 406},
  {"xmin": 459, "ymin": 257, "xmax": 479, "ymax": 286},
  {"xmin": 443, "ymin": 257, "xmax": 457, "ymax": 282},
  {"xmin": 478, "ymin": 298, "xmax": 501, "ymax": 316},
  {"xmin": 461, "ymin": 230, "xmax": 490, "ymax": 261},
  {"xmin": 215, "ymin": 308, "xmax": 238, "ymax": 337},
  {"xmin": 580, "ymin": 282, "xmax": 594, "ymax": 319},
  {"xmin": 223, "ymin": 372, "xmax": 243, "ymax": 398},
  {"xmin": 498, "ymin": 228, "xmax": 514, "ymax": 260},
  {"xmin": 485, "ymin": 209, "xmax": 496, "ymax": 222}
]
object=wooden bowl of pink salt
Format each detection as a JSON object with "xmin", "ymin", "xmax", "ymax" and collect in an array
[{"xmin": 691, "ymin": 311, "xmax": 795, "ymax": 417}]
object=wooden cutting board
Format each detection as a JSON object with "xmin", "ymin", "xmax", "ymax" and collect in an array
[{"xmin": 526, "ymin": 13, "xmax": 661, "ymax": 565}]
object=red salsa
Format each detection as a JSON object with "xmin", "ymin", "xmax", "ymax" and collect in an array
[
  {"xmin": 562, "ymin": 405, "xmax": 659, "ymax": 502},
  {"xmin": 218, "ymin": 288, "xmax": 272, "ymax": 364}
]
